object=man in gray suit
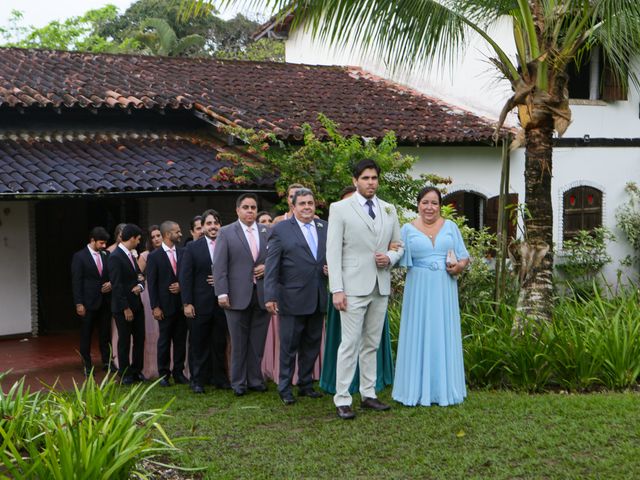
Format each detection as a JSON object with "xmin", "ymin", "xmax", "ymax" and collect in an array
[
  {"xmin": 213, "ymin": 193, "xmax": 271, "ymax": 396},
  {"xmin": 327, "ymin": 159, "xmax": 404, "ymax": 419},
  {"xmin": 264, "ymin": 188, "xmax": 328, "ymax": 405}
]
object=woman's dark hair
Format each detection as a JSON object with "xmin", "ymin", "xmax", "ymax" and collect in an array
[
  {"xmin": 417, "ymin": 186, "xmax": 442, "ymax": 205},
  {"xmin": 145, "ymin": 224, "xmax": 161, "ymax": 252},
  {"xmin": 340, "ymin": 185, "xmax": 357, "ymax": 200},
  {"xmin": 113, "ymin": 223, "xmax": 127, "ymax": 242},
  {"xmin": 257, "ymin": 211, "xmax": 273, "ymax": 223}
]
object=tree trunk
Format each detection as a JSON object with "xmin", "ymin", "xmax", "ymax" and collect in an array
[{"xmin": 514, "ymin": 118, "xmax": 555, "ymax": 329}]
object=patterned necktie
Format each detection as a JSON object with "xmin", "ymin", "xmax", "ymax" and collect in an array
[
  {"xmin": 304, "ymin": 223, "xmax": 317, "ymax": 259},
  {"xmin": 168, "ymin": 248, "xmax": 177, "ymax": 275},
  {"xmin": 93, "ymin": 251, "xmax": 103, "ymax": 276},
  {"xmin": 246, "ymin": 227, "xmax": 258, "ymax": 261},
  {"xmin": 365, "ymin": 199, "xmax": 376, "ymax": 220}
]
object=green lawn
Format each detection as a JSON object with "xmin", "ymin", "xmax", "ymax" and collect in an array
[{"xmin": 141, "ymin": 384, "xmax": 640, "ymax": 479}]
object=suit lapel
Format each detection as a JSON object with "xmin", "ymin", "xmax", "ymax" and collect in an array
[
  {"xmin": 257, "ymin": 223, "xmax": 268, "ymax": 262},
  {"xmin": 315, "ymin": 220, "xmax": 327, "ymax": 263},
  {"xmin": 84, "ymin": 248, "xmax": 101, "ymax": 276},
  {"xmin": 290, "ymin": 217, "xmax": 315, "ymax": 261},
  {"xmin": 234, "ymin": 221, "xmax": 254, "ymax": 259},
  {"xmin": 349, "ymin": 195, "xmax": 375, "ymax": 232}
]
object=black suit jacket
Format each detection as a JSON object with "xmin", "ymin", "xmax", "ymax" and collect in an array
[
  {"xmin": 264, "ymin": 217, "xmax": 328, "ymax": 315},
  {"xmin": 146, "ymin": 246, "xmax": 183, "ymax": 317},
  {"xmin": 180, "ymin": 237, "xmax": 217, "ymax": 316},
  {"xmin": 108, "ymin": 246, "xmax": 143, "ymax": 313},
  {"xmin": 71, "ymin": 247, "xmax": 110, "ymax": 311}
]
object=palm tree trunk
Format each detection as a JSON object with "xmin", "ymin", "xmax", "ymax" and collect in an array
[{"xmin": 514, "ymin": 118, "xmax": 554, "ymax": 328}]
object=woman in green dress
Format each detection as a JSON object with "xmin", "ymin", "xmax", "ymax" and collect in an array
[{"xmin": 319, "ymin": 186, "xmax": 395, "ymax": 394}]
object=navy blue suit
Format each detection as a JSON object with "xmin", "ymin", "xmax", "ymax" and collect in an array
[
  {"xmin": 179, "ymin": 236, "xmax": 229, "ymax": 388},
  {"xmin": 264, "ymin": 216, "xmax": 328, "ymax": 394},
  {"xmin": 71, "ymin": 246, "xmax": 112, "ymax": 369},
  {"xmin": 146, "ymin": 245, "xmax": 188, "ymax": 380},
  {"xmin": 108, "ymin": 246, "xmax": 145, "ymax": 378}
]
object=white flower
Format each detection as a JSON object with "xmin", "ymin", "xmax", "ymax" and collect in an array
[
  {"xmin": 316, "ymin": 222, "xmax": 324, "ymax": 228},
  {"xmin": 384, "ymin": 206, "xmax": 393, "ymax": 215},
  {"xmin": 260, "ymin": 227, "xmax": 267, "ymax": 233}
]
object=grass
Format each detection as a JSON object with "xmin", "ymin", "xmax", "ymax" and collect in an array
[{"xmin": 140, "ymin": 384, "xmax": 640, "ymax": 479}]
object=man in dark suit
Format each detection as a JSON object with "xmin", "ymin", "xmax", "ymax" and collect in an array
[
  {"xmin": 108, "ymin": 223, "xmax": 145, "ymax": 384},
  {"xmin": 213, "ymin": 193, "xmax": 271, "ymax": 396},
  {"xmin": 265, "ymin": 188, "xmax": 328, "ymax": 405},
  {"xmin": 146, "ymin": 220, "xmax": 189, "ymax": 387},
  {"xmin": 71, "ymin": 226, "xmax": 113, "ymax": 376},
  {"xmin": 180, "ymin": 209, "xmax": 230, "ymax": 394},
  {"xmin": 183, "ymin": 215, "xmax": 203, "ymax": 246}
]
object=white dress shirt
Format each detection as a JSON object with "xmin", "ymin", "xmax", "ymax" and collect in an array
[
  {"xmin": 355, "ymin": 191, "xmax": 379, "ymax": 218},
  {"xmin": 295, "ymin": 217, "xmax": 318, "ymax": 256}
]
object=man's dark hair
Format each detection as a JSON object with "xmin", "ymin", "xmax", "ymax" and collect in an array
[
  {"xmin": 121, "ymin": 223, "xmax": 143, "ymax": 242},
  {"xmin": 89, "ymin": 226, "xmax": 110, "ymax": 242},
  {"xmin": 160, "ymin": 221, "xmax": 178, "ymax": 236},
  {"xmin": 352, "ymin": 159, "xmax": 381, "ymax": 179},
  {"xmin": 292, "ymin": 187, "xmax": 315, "ymax": 206},
  {"xmin": 339, "ymin": 185, "xmax": 357, "ymax": 200},
  {"xmin": 201, "ymin": 209, "xmax": 221, "ymax": 224},
  {"xmin": 190, "ymin": 215, "xmax": 202, "ymax": 231},
  {"xmin": 235, "ymin": 193, "xmax": 259, "ymax": 208}
]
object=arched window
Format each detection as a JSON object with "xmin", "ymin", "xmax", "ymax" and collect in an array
[{"xmin": 563, "ymin": 186, "xmax": 603, "ymax": 241}]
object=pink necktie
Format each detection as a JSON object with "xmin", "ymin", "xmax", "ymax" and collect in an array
[
  {"xmin": 127, "ymin": 251, "xmax": 136, "ymax": 270},
  {"xmin": 246, "ymin": 228, "xmax": 258, "ymax": 261},
  {"xmin": 168, "ymin": 248, "xmax": 177, "ymax": 275},
  {"xmin": 93, "ymin": 252, "xmax": 103, "ymax": 276},
  {"xmin": 209, "ymin": 240, "xmax": 215, "ymax": 262}
]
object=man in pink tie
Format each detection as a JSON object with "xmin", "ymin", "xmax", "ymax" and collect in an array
[
  {"xmin": 71, "ymin": 226, "xmax": 113, "ymax": 376},
  {"xmin": 108, "ymin": 224, "xmax": 146, "ymax": 385},
  {"xmin": 146, "ymin": 220, "xmax": 188, "ymax": 387},
  {"xmin": 213, "ymin": 194, "xmax": 271, "ymax": 396}
]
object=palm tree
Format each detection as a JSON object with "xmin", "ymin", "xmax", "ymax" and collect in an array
[
  {"xmin": 191, "ymin": 1, "xmax": 640, "ymax": 324},
  {"xmin": 136, "ymin": 18, "xmax": 206, "ymax": 56}
]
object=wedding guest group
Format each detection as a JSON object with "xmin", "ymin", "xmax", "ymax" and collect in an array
[{"xmin": 70, "ymin": 159, "xmax": 470, "ymax": 418}]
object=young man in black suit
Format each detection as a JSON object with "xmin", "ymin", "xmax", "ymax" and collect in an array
[
  {"xmin": 146, "ymin": 220, "xmax": 189, "ymax": 387},
  {"xmin": 71, "ymin": 226, "xmax": 113, "ymax": 376},
  {"xmin": 180, "ymin": 209, "xmax": 230, "ymax": 394},
  {"xmin": 264, "ymin": 188, "xmax": 328, "ymax": 405},
  {"xmin": 108, "ymin": 223, "xmax": 145, "ymax": 385}
]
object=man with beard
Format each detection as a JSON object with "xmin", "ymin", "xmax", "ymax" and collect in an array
[
  {"xmin": 180, "ymin": 209, "xmax": 229, "ymax": 394},
  {"xmin": 71, "ymin": 226, "xmax": 113, "ymax": 376},
  {"xmin": 146, "ymin": 220, "xmax": 189, "ymax": 387},
  {"xmin": 213, "ymin": 193, "xmax": 270, "ymax": 396}
]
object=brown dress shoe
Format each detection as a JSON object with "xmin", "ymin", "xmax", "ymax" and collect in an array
[
  {"xmin": 336, "ymin": 405, "xmax": 356, "ymax": 420},
  {"xmin": 361, "ymin": 397, "xmax": 391, "ymax": 411}
]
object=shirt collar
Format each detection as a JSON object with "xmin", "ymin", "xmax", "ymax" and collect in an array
[
  {"xmin": 87, "ymin": 244, "xmax": 99, "ymax": 254},
  {"xmin": 239, "ymin": 220, "xmax": 256, "ymax": 232},
  {"xmin": 118, "ymin": 243, "xmax": 131, "ymax": 256},
  {"xmin": 295, "ymin": 217, "xmax": 315, "ymax": 229},
  {"xmin": 161, "ymin": 242, "xmax": 174, "ymax": 252},
  {"xmin": 355, "ymin": 191, "xmax": 377, "ymax": 207}
]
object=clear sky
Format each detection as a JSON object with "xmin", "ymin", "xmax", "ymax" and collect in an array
[{"xmin": 0, "ymin": 0, "xmax": 265, "ymax": 29}]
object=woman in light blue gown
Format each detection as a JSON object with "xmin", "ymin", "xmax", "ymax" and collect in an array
[{"xmin": 392, "ymin": 187, "xmax": 470, "ymax": 407}]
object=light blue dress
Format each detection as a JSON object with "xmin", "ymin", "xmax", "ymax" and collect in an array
[{"xmin": 392, "ymin": 220, "xmax": 469, "ymax": 406}]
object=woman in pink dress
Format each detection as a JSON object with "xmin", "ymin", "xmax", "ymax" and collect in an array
[{"xmin": 138, "ymin": 225, "xmax": 162, "ymax": 379}]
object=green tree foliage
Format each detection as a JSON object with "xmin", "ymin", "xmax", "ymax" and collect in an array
[
  {"xmin": 136, "ymin": 17, "xmax": 206, "ymax": 56},
  {"xmin": 0, "ymin": 6, "xmax": 136, "ymax": 53},
  {"xmin": 215, "ymin": 113, "xmax": 449, "ymax": 214},
  {"xmin": 616, "ymin": 182, "xmax": 640, "ymax": 267}
]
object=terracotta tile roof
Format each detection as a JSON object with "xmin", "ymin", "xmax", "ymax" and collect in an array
[
  {"xmin": 0, "ymin": 48, "xmax": 501, "ymax": 145},
  {"xmin": 0, "ymin": 131, "xmax": 271, "ymax": 196}
]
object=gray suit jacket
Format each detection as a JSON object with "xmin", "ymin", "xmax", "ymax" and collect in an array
[
  {"xmin": 213, "ymin": 220, "xmax": 270, "ymax": 310},
  {"xmin": 326, "ymin": 194, "xmax": 403, "ymax": 296}
]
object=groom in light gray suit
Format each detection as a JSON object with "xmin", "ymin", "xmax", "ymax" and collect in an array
[{"xmin": 327, "ymin": 159, "xmax": 403, "ymax": 420}]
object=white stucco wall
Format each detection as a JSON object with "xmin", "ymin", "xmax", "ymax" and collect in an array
[
  {"xmin": 0, "ymin": 202, "xmax": 32, "ymax": 336},
  {"xmin": 402, "ymin": 145, "xmax": 639, "ymax": 284}
]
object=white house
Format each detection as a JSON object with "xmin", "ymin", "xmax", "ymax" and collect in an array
[{"xmin": 257, "ymin": 16, "xmax": 640, "ymax": 284}]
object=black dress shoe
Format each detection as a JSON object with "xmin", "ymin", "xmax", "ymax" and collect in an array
[
  {"xmin": 121, "ymin": 375, "xmax": 136, "ymax": 385},
  {"xmin": 298, "ymin": 388, "xmax": 323, "ymax": 399},
  {"xmin": 191, "ymin": 384, "xmax": 206, "ymax": 394},
  {"xmin": 136, "ymin": 373, "xmax": 147, "ymax": 383},
  {"xmin": 361, "ymin": 397, "xmax": 391, "ymax": 411},
  {"xmin": 159, "ymin": 377, "xmax": 171, "ymax": 387},
  {"xmin": 248, "ymin": 384, "xmax": 267, "ymax": 393},
  {"xmin": 103, "ymin": 363, "xmax": 118, "ymax": 373},
  {"xmin": 173, "ymin": 374, "xmax": 190, "ymax": 385},
  {"xmin": 279, "ymin": 392, "xmax": 296, "ymax": 405},
  {"xmin": 233, "ymin": 388, "xmax": 246, "ymax": 397},
  {"xmin": 336, "ymin": 405, "xmax": 356, "ymax": 420}
]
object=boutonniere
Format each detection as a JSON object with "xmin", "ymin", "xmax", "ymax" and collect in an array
[
  {"xmin": 260, "ymin": 227, "xmax": 267, "ymax": 234},
  {"xmin": 384, "ymin": 206, "xmax": 393, "ymax": 215},
  {"xmin": 316, "ymin": 222, "xmax": 324, "ymax": 229}
]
